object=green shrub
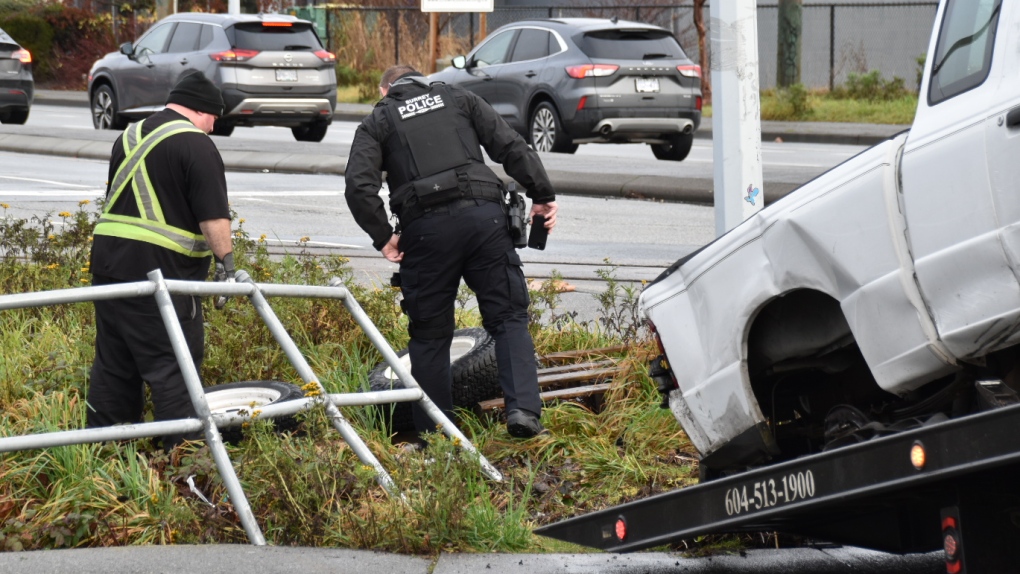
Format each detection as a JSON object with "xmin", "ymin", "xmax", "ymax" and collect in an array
[
  {"xmin": 831, "ymin": 70, "xmax": 909, "ymax": 102},
  {"xmin": 0, "ymin": 13, "xmax": 53, "ymax": 79},
  {"xmin": 761, "ymin": 83, "xmax": 814, "ymax": 121}
]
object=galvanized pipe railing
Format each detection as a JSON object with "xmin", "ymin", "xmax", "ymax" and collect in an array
[{"xmin": 0, "ymin": 270, "xmax": 504, "ymax": 545}]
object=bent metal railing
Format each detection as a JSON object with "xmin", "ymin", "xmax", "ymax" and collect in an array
[{"xmin": 0, "ymin": 268, "xmax": 503, "ymax": 546}]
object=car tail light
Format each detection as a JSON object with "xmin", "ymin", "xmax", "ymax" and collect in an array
[
  {"xmin": 677, "ymin": 64, "xmax": 701, "ymax": 78},
  {"xmin": 314, "ymin": 50, "xmax": 336, "ymax": 63},
  {"xmin": 13, "ymin": 48, "xmax": 31, "ymax": 64},
  {"xmin": 695, "ymin": 96, "xmax": 703, "ymax": 111},
  {"xmin": 565, "ymin": 64, "xmax": 618, "ymax": 79},
  {"xmin": 262, "ymin": 21, "xmax": 292, "ymax": 27},
  {"xmin": 209, "ymin": 49, "xmax": 260, "ymax": 62},
  {"xmin": 576, "ymin": 95, "xmax": 587, "ymax": 111}
]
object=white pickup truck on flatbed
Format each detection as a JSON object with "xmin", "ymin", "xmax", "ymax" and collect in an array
[
  {"xmin": 642, "ymin": 0, "xmax": 1019, "ymax": 476},
  {"xmin": 537, "ymin": 3, "xmax": 1020, "ymax": 570}
]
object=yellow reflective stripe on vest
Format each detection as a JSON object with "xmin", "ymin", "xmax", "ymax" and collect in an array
[
  {"xmin": 107, "ymin": 120, "xmax": 199, "ymax": 211},
  {"xmin": 101, "ymin": 120, "xmax": 209, "ymax": 258},
  {"xmin": 94, "ymin": 214, "xmax": 212, "ymax": 258}
]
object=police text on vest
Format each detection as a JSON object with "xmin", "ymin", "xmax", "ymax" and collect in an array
[{"xmin": 398, "ymin": 93, "xmax": 445, "ymax": 120}]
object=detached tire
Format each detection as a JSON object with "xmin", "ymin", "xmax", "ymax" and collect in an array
[
  {"xmin": 368, "ymin": 327, "xmax": 500, "ymax": 432},
  {"xmin": 204, "ymin": 380, "xmax": 305, "ymax": 443}
]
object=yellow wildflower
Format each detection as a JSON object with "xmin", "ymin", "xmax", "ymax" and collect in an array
[
  {"xmin": 259, "ymin": 234, "xmax": 267, "ymax": 242},
  {"xmin": 58, "ymin": 211, "xmax": 71, "ymax": 218},
  {"xmin": 48, "ymin": 235, "xmax": 55, "ymax": 240},
  {"xmin": 0, "ymin": 203, "xmax": 9, "ymax": 209},
  {"xmin": 299, "ymin": 236, "xmax": 310, "ymax": 243},
  {"xmin": 79, "ymin": 199, "xmax": 90, "ymax": 206},
  {"xmin": 238, "ymin": 218, "xmax": 245, "ymax": 224}
]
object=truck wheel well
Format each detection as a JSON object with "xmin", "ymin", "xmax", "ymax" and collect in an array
[{"xmin": 746, "ymin": 289, "xmax": 889, "ymax": 461}]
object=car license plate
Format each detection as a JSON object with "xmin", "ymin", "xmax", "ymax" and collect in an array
[
  {"xmin": 276, "ymin": 69, "xmax": 298, "ymax": 82},
  {"xmin": 636, "ymin": 77, "xmax": 659, "ymax": 93}
]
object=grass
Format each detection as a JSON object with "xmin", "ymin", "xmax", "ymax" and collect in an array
[{"xmin": 0, "ymin": 203, "xmax": 706, "ymax": 554}]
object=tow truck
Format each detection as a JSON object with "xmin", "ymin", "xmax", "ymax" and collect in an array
[{"xmin": 538, "ymin": 1, "xmax": 1020, "ymax": 571}]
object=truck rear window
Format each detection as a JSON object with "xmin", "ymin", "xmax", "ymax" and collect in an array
[
  {"xmin": 578, "ymin": 29, "xmax": 686, "ymax": 60},
  {"xmin": 230, "ymin": 23, "xmax": 322, "ymax": 51}
]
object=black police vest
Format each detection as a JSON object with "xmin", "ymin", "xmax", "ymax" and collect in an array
[{"xmin": 380, "ymin": 82, "xmax": 504, "ymax": 223}]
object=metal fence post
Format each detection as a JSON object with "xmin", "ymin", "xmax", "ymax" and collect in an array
[
  {"xmin": 829, "ymin": 5, "xmax": 836, "ymax": 91},
  {"xmin": 147, "ymin": 269, "xmax": 267, "ymax": 546}
]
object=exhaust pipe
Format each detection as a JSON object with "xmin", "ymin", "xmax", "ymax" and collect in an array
[
  {"xmin": 599, "ymin": 124, "xmax": 613, "ymax": 137},
  {"xmin": 682, "ymin": 124, "xmax": 693, "ymax": 134}
]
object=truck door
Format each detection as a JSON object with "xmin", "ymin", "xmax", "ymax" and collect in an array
[{"xmin": 899, "ymin": 0, "xmax": 1009, "ymax": 359}]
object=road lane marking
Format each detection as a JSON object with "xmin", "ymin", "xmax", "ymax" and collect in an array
[{"xmin": 0, "ymin": 176, "xmax": 96, "ymax": 187}]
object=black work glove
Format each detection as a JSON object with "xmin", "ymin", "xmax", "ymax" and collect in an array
[{"xmin": 213, "ymin": 252, "xmax": 235, "ymax": 309}]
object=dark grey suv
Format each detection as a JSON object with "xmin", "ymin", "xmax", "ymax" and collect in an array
[
  {"xmin": 430, "ymin": 18, "xmax": 702, "ymax": 161},
  {"xmin": 88, "ymin": 13, "xmax": 337, "ymax": 141},
  {"xmin": 0, "ymin": 27, "xmax": 33, "ymax": 125}
]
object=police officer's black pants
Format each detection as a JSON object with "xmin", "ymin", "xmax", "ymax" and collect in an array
[
  {"xmin": 398, "ymin": 199, "xmax": 541, "ymax": 433},
  {"xmin": 88, "ymin": 277, "xmax": 202, "ymax": 450}
]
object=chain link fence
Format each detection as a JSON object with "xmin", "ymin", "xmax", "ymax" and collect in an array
[{"xmin": 323, "ymin": 2, "xmax": 938, "ymax": 91}]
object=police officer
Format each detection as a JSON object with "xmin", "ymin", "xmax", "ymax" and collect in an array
[
  {"xmin": 88, "ymin": 71, "xmax": 234, "ymax": 450},
  {"xmin": 345, "ymin": 65, "xmax": 558, "ymax": 439}
]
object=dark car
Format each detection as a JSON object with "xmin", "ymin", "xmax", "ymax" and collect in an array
[
  {"xmin": 0, "ymin": 27, "xmax": 33, "ymax": 125},
  {"xmin": 88, "ymin": 13, "xmax": 337, "ymax": 141},
  {"xmin": 430, "ymin": 18, "xmax": 702, "ymax": 161}
]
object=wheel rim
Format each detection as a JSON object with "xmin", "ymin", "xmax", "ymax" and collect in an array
[
  {"xmin": 532, "ymin": 107, "xmax": 555, "ymax": 152},
  {"xmin": 382, "ymin": 335, "xmax": 478, "ymax": 380},
  {"xmin": 93, "ymin": 90, "xmax": 114, "ymax": 129},
  {"xmin": 204, "ymin": 387, "xmax": 284, "ymax": 415}
]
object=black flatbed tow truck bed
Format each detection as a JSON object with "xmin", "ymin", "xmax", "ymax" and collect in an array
[{"xmin": 535, "ymin": 403, "xmax": 1020, "ymax": 573}]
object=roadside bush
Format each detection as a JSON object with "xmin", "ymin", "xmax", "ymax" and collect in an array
[
  {"xmin": 40, "ymin": 4, "xmax": 118, "ymax": 90},
  {"xmin": 760, "ymin": 83, "xmax": 814, "ymax": 121},
  {"xmin": 0, "ymin": 13, "xmax": 53, "ymax": 79},
  {"xmin": 831, "ymin": 70, "xmax": 909, "ymax": 102}
]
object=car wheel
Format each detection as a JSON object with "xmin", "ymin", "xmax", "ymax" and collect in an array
[
  {"xmin": 203, "ymin": 380, "xmax": 305, "ymax": 443},
  {"xmin": 292, "ymin": 122, "xmax": 329, "ymax": 142},
  {"xmin": 211, "ymin": 120, "xmax": 234, "ymax": 137},
  {"xmin": 529, "ymin": 102, "xmax": 577, "ymax": 154},
  {"xmin": 651, "ymin": 133, "xmax": 694, "ymax": 162},
  {"xmin": 92, "ymin": 85, "xmax": 128, "ymax": 130},
  {"xmin": 367, "ymin": 327, "xmax": 501, "ymax": 432},
  {"xmin": 0, "ymin": 109, "xmax": 28, "ymax": 125}
]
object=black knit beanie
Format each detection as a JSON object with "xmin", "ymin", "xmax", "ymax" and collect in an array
[{"xmin": 166, "ymin": 72, "xmax": 224, "ymax": 116}]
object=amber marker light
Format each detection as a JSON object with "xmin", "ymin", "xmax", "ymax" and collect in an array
[{"xmin": 910, "ymin": 441, "xmax": 926, "ymax": 470}]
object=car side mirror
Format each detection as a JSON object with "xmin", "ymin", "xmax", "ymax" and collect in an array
[
  {"xmin": 452, "ymin": 55, "xmax": 466, "ymax": 69},
  {"xmin": 119, "ymin": 42, "xmax": 135, "ymax": 57}
]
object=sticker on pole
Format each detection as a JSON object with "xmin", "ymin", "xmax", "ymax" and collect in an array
[
  {"xmin": 745, "ymin": 184, "xmax": 761, "ymax": 206},
  {"xmin": 422, "ymin": 0, "xmax": 493, "ymax": 12}
]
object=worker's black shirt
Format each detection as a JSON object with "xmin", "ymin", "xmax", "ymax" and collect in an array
[
  {"xmin": 90, "ymin": 109, "xmax": 230, "ymax": 282},
  {"xmin": 345, "ymin": 77, "xmax": 555, "ymax": 250}
]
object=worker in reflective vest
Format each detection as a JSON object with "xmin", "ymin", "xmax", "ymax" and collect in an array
[{"xmin": 88, "ymin": 71, "xmax": 234, "ymax": 451}]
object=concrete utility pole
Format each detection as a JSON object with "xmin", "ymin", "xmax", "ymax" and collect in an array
[
  {"xmin": 229, "ymin": 0, "xmax": 240, "ymax": 15},
  {"xmin": 711, "ymin": 0, "xmax": 764, "ymax": 236},
  {"xmin": 777, "ymin": 0, "xmax": 803, "ymax": 87}
]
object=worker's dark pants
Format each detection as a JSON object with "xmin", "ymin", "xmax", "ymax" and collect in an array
[
  {"xmin": 88, "ymin": 277, "xmax": 202, "ymax": 450},
  {"xmin": 398, "ymin": 198, "xmax": 541, "ymax": 433}
]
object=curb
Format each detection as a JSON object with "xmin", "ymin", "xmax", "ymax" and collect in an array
[{"xmin": 34, "ymin": 90, "xmax": 907, "ymax": 147}]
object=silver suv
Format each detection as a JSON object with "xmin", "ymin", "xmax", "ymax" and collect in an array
[{"xmin": 87, "ymin": 13, "xmax": 337, "ymax": 141}]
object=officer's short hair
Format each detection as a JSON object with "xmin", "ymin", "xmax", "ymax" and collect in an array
[{"xmin": 381, "ymin": 65, "xmax": 420, "ymax": 88}]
